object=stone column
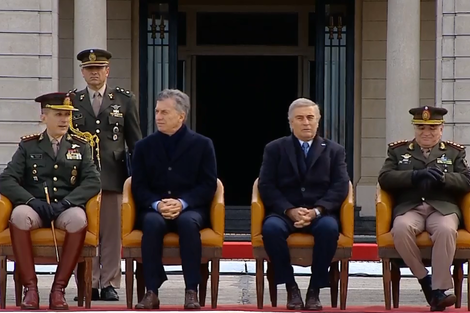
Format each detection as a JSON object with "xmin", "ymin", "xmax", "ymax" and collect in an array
[
  {"xmin": 73, "ymin": 0, "xmax": 107, "ymax": 90},
  {"xmin": 385, "ymin": 0, "xmax": 421, "ymax": 144}
]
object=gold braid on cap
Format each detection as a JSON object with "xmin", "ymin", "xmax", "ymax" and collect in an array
[{"xmin": 67, "ymin": 89, "xmax": 102, "ymax": 171}]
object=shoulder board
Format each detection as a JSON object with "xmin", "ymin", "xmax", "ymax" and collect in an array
[
  {"xmin": 445, "ymin": 140, "xmax": 465, "ymax": 151},
  {"xmin": 115, "ymin": 86, "xmax": 132, "ymax": 97},
  {"xmin": 388, "ymin": 140, "xmax": 408, "ymax": 149},
  {"xmin": 70, "ymin": 134, "xmax": 88, "ymax": 144},
  {"xmin": 20, "ymin": 133, "xmax": 41, "ymax": 142}
]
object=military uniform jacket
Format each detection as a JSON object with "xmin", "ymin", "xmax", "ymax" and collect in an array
[
  {"xmin": 72, "ymin": 86, "xmax": 142, "ymax": 192},
  {"xmin": 0, "ymin": 132, "xmax": 101, "ymax": 208},
  {"xmin": 378, "ymin": 139, "xmax": 470, "ymax": 221}
]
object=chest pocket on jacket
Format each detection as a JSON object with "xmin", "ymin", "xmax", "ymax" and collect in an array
[
  {"xmin": 397, "ymin": 160, "xmax": 414, "ymax": 171},
  {"xmin": 26, "ymin": 157, "xmax": 45, "ymax": 183},
  {"xmin": 108, "ymin": 116, "xmax": 124, "ymax": 140}
]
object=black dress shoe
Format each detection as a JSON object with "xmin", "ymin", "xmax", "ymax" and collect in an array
[
  {"xmin": 430, "ymin": 290, "xmax": 456, "ymax": 312},
  {"xmin": 74, "ymin": 288, "xmax": 100, "ymax": 301},
  {"xmin": 418, "ymin": 275, "xmax": 433, "ymax": 306},
  {"xmin": 100, "ymin": 286, "xmax": 119, "ymax": 301},
  {"xmin": 304, "ymin": 288, "xmax": 322, "ymax": 311},
  {"xmin": 286, "ymin": 284, "xmax": 304, "ymax": 310}
]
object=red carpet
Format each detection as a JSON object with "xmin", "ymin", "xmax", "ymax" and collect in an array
[{"xmin": 1, "ymin": 305, "xmax": 468, "ymax": 312}]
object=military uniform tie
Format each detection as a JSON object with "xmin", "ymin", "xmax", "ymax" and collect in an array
[
  {"xmin": 51, "ymin": 139, "xmax": 59, "ymax": 157},
  {"xmin": 92, "ymin": 91, "xmax": 101, "ymax": 117},
  {"xmin": 422, "ymin": 148, "xmax": 431, "ymax": 158}
]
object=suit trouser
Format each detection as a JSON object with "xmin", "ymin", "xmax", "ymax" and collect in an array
[
  {"xmin": 140, "ymin": 209, "xmax": 205, "ymax": 293},
  {"xmin": 392, "ymin": 202, "xmax": 458, "ymax": 290},
  {"xmin": 261, "ymin": 214, "xmax": 339, "ymax": 289},
  {"xmin": 74, "ymin": 191, "xmax": 122, "ymax": 289}
]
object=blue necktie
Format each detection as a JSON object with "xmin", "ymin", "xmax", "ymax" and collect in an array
[{"xmin": 301, "ymin": 142, "xmax": 309, "ymax": 157}]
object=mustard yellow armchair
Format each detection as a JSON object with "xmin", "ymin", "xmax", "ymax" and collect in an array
[
  {"xmin": 121, "ymin": 177, "xmax": 225, "ymax": 309},
  {"xmin": 0, "ymin": 193, "xmax": 101, "ymax": 309},
  {"xmin": 251, "ymin": 178, "xmax": 354, "ymax": 310},
  {"xmin": 376, "ymin": 183, "xmax": 470, "ymax": 310}
]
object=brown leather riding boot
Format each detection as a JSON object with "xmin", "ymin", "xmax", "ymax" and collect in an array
[
  {"xmin": 49, "ymin": 227, "xmax": 86, "ymax": 310},
  {"xmin": 10, "ymin": 222, "xmax": 39, "ymax": 310}
]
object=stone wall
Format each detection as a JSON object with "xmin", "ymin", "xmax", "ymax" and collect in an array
[
  {"xmin": 436, "ymin": 0, "xmax": 470, "ymax": 147},
  {"xmin": 356, "ymin": 0, "xmax": 437, "ymax": 216},
  {"xmin": 0, "ymin": 0, "xmax": 59, "ymax": 171},
  {"xmin": 58, "ymin": 0, "xmax": 132, "ymax": 91}
]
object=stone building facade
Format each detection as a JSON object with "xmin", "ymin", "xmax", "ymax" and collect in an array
[{"xmin": 0, "ymin": 0, "xmax": 466, "ymax": 218}]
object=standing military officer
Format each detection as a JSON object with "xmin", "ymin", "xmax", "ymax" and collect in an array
[
  {"xmin": 378, "ymin": 106, "xmax": 470, "ymax": 312},
  {"xmin": 71, "ymin": 48, "xmax": 142, "ymax": 301},
  {"xmin": 0, "ymin": 92, "xmax": 101, "ymax": 310}
]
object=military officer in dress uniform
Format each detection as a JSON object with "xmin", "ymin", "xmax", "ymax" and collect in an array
[
  {"xmin": 71, "ymin": 48, "xmax": 142, "ymax": 301},
  {"xmin": 0, "ymin": 92, "xmax": 101, "ymax": 310},
  {"xmin": 378, "ymin": 106, "xmax": 470, "ymax": 312}
]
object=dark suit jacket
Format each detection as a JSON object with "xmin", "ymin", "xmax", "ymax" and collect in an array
[
  {"xmin": 131, "ymin": 128, "xmax": 218, "ymax": 227},
  {"xmin": 72, "ymin": 86, "xmax": 142, "ymax": 192},
  {"xmin": 258, "ymin": 135, "xmax": 350, "ymax": 224}
]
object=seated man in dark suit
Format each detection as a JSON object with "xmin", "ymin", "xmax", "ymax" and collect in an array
[
  {"xmin": 131, "ymin": 89, "xmax": 218, "ymax": 310},
  {"xmin": 259, "ymin": 98, "xmax": 350, "ymax": 311}
]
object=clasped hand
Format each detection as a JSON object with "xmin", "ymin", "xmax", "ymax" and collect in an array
[
  {"xmin": 412, "ymin": 167, "xmax": 445, "ymax": 190},
  {"xmin": 29, "ymin": 199, "xmax": 68, "ymax": 221},
  {"xmin": 286, "ymin": 207, "xmax": 316, "ymax": 228},
  {"xmin": 158, "ymin": 199, "xmax": 182, "ymax": 220}
]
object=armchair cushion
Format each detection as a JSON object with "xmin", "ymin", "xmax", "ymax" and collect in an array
[
  {"xmin": 0, "ymin": 193, "xmax": 101, "ymax": 247},
  {"xmin": 121, "ymin": 177, "xmax": 225, "ymax": 247},
  {"xmin": 251, "ymin": 179, "xmax": 354, "ymax": 248},
  {"xmin": 376, "ymin": 184, "xmax": 470, "ymax": 248}
]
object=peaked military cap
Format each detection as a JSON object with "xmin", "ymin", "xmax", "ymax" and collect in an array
[
  {"xmin": 409, "ymin": 106, "xmax": 447, "ymax": 125},
  {"xmin": 76, "ymin": 48, "xmax": 112, "ymax": 68},
  {"xmin": 35, "ymin": 92, "xmax": 78, "ymax": 111}
]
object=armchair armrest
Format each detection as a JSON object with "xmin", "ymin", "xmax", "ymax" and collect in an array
[
  {"xmin": 251, "ymin": 178, "xmax": 265, "ymax": 241},
  {"xmin": 210, "ymin": 179, "xmax": 225, "ymax": 237},
  {"xmin": 85, "ymin": 192, "xmax": 101, "ymax": 241},
  {"xmin": 121, "ymin": 177, "xmax": 136, "ymax": 239},
  {"xmin": 0, "ymin": 194, "xmax": 12, "ymax": 232},
  {"xmin": 376, "ymin": 183, "xmax": 393, "ymax": 238},
  {"xmin": 340, "ymin": 182, "xmax": 354, "ymax": 239},
  {"xmin": 460, "ymin": 192, "xmax": 470, "ymax": 232}
]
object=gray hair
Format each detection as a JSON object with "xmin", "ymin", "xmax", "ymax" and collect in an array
[
  {"xmin": 287, "ymin": 98, "xmax": 320, "ymax": 120},
  {"xmin": 156, "ymin": 89, "xmax": 190, "ymax": 120}
]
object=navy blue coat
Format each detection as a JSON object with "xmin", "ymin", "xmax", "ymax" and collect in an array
[
  {"xmin": 258, "ymin": 135, "xmax": 349, "ymax": 223},
  {"xmin": 131, "ymin": 128, "xmax": 218, "ymax": 227}
]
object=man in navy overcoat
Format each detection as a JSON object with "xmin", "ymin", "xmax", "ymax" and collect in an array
[
  {"xmin": 259, "ymin": 98, "xmax": 350, "ymax": 311},
  {"xmin": 131, "ymin": 89, "xmax": 217, "ymax": 310}
]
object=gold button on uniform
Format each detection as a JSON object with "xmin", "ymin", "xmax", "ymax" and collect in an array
[
  {"xmin": 54, "ymin": 199, "xmax": 58, "ymax": 203},
  {"xmin": 53, "ymin": 187, "xmax": 57, "ymax": 192},
  {"xmin": 53, "ymin": 177, "xmax": 57, "ymax": 181},
  {"xmin": 96, "ymin": 129, "xmax": 100, "ymax": 134},
  {"xmin": 96, "ymin": 120, "xmax": 100, "ymax": 124},
  {"xmin": 54, "ymin": 164, "xmax": 58, "ymax": 169}
]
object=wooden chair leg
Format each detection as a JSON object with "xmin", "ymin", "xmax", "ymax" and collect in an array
[
  {"xmin": 199, "ymin": 262, "xmax": 209, "ymax": 307},
  {"xmin": 453, "ymin": 261, "xmax": 463, "ymax": 309},
  {"xmin": 0, "ymin": 256, "xmax": 6, "ymax": 309},
  {"xmin": 210, "ymin": 258, "xmax": 220, "ymax": 309},
  {"xmin": 329, "ymin": 261, "xmax": 339, "ymax": 308},
  {"xmin": 255, "ymin": 258, "xmax": 264, "ymax": 309},
  {"xmin": 391, "ymin": 262, "xmax": 400, "ymax": 309},
  {"xmin": 339, "ymin": 259, "xmax": 349, "ymax": 310},
  {"xmin": 13, "ymin": 262, "xmax": 22, "ymax": 307},
  {"xmin": 266, "ymin": 261, "xmax": 277, "ymax": 307},
  {"xmin": 467, "ymin": 259, "xmax": 470, "ymax": 311},
  {"xmin": 84, "ymin": 257, "xmax": 93, "ymax": 309},
  {"xmin": 125, "ymin": 259, "xmax": 134, "ymax": 309},
  {"xmin": 76, "ymin": 261, "xmax": 85, "ymax": 307},
  {"xmin": 136, "ymin": 262, "xmax": 145, "ymax": 302},
  {"xmin": 382, "ymin": 258, "xmax": 392, "ymax": 310}
]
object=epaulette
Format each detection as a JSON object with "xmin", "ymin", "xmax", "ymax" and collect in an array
[
  {"xmin": 70, "ymin": 134, "xmax": 88, "ymax": 144},
  {"xmin": 115, "ymin": 86, "xmax": 132, "ymax": 97},
  {"xmin": 388, "ymin": 140, "xmax": 408, "ymax": 149},
  {"xmin": 20, "ymin": 133, "xmax": 41, "ymax": 142},
  {"xmin": 445, "ymin": 140, "xmax": 465, "ymax": 151}
]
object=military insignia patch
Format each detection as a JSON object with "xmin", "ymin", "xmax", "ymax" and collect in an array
[
  {"xmin": 399, "ymin": 153, "xmax": 412, "ymax": 164},
  {"xmin": 79, "ymin": 94, "xmax": 85, "ymax": 101},
  {"xmin": 89, "ymin": 52, "xmax": 96, "ymax": 62},
  {"xmin": 422, "ymin": 107, "xmax": 431, "ymax": 121}
]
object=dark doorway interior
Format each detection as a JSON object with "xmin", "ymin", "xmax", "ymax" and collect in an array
[{"xmin": 196, "ymin": 56, "xmax": 298, "ymax": 207}]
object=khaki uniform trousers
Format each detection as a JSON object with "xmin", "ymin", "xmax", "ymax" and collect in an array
[
  {"xmin": 92, "ymin": 191, "xmax": 122, "ymax": 289},
  {"xmin": 392, "ymin": 202, "xmax": 458, "ymax": 290},
  {"xmin": 10, "ymin": 205, "xmax": 87, "ymax": 232}
]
